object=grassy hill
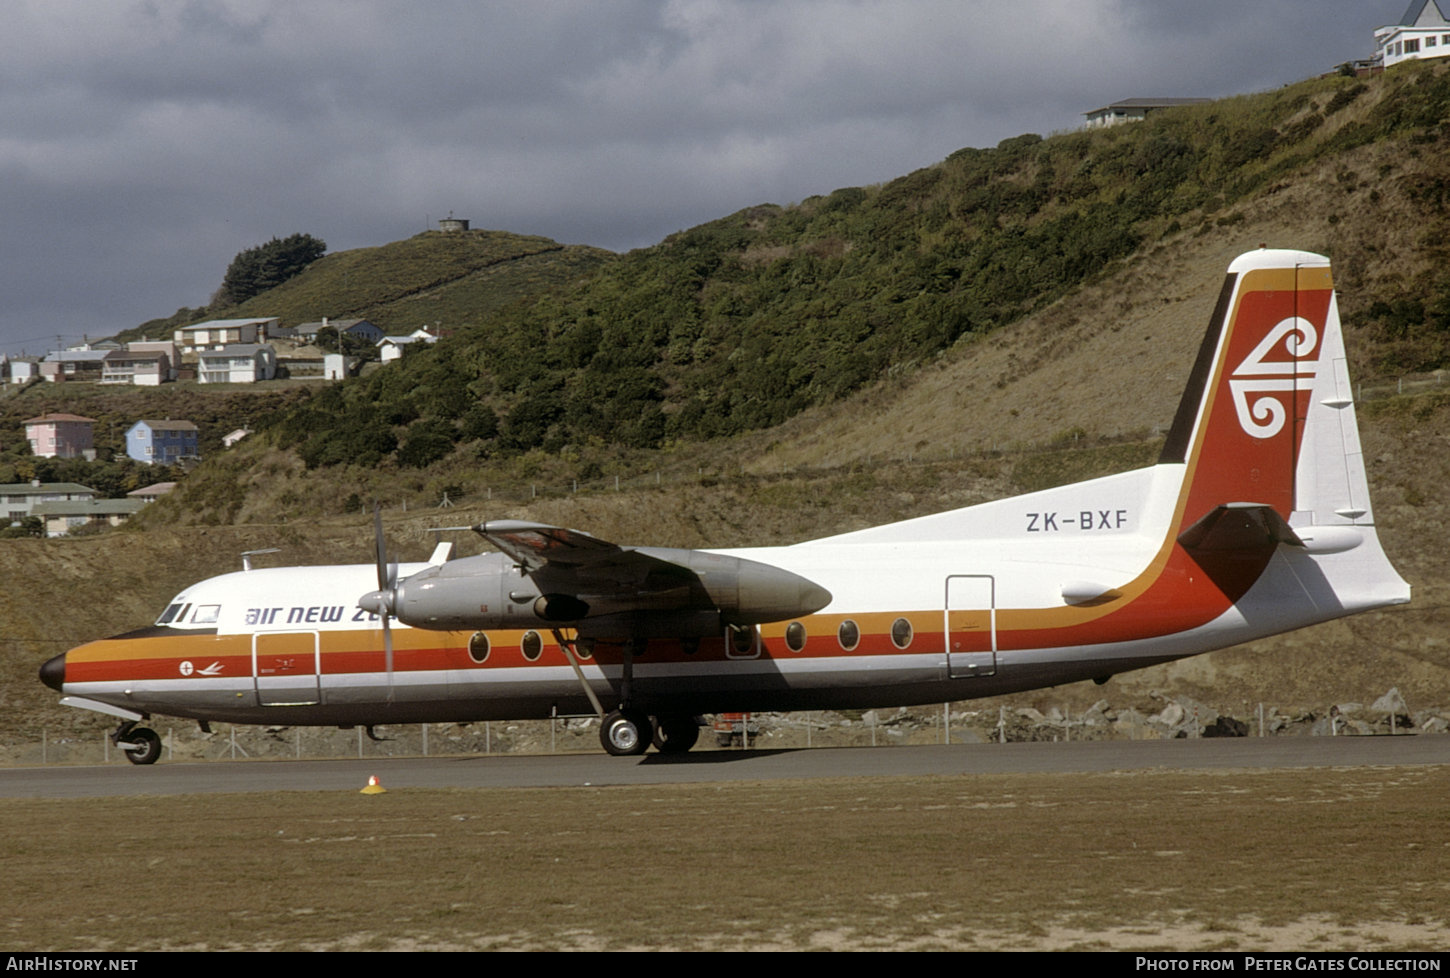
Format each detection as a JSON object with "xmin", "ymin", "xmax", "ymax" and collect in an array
[{"xmin": 116, "ymin": 229, "xmax": 616, "ymax": 342}]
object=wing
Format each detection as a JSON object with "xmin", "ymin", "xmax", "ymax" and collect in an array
[
  {"xmin": 478, "ymin": 520, "xmax": 661, "ymax": 572},
  {"xmin": 476, "ymin": 520, "xmax": 698, "ymax": 596},
  {"xmin": 473, "ymin": 520, "xmax": 831, "ymax": 626}
]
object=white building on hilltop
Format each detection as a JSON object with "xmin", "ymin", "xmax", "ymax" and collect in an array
[
  {"xmin": 1083, "ymin": 97, "xmax": 1211, "ymax": 129},
  {"xmin": 1378, "ymin": 1, "xmax": 1450, "ymax": 67}
]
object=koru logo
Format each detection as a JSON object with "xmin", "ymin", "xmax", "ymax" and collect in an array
[{"xmin": 1229, "ymin": 317, "xmax": 1319, "ymax": 439}]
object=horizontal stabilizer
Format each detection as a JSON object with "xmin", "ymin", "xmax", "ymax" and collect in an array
[{"xmin": 1177, "ymin": 503, "xmax": 1304, "ymax": 555}]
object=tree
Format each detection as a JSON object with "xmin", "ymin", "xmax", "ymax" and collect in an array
[{"xmin": 215, "ymin": 233, "xmax": 327, "ymax": 306}]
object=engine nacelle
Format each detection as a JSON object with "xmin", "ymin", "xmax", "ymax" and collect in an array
[
  {"xmin": 383, "ymin": 553, "xmax": 539, "ymax": 630},
  {"xmin": 358, "ymin": 547, "xmax": 831, "ymax": 632}
]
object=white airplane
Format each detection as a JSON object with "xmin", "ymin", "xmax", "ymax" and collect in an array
[{"xmin": 41, "ymin": 249, "xmax": 1410, "ymax": 762}]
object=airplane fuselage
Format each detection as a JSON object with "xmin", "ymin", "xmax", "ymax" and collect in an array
[{"xmin": 52, "ymin": 462, "xmax": 1402, "ymax": 728}]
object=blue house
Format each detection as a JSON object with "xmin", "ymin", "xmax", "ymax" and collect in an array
[{"xmin": 126, "ymin": 419, "xmax": 200, "ymax": 466}]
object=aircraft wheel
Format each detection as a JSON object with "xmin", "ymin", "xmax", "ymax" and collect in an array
[
  {"xmin": 652, "ymin": 716, "xmax": 700, "ymax": 754},
  {"xmin": 600, "ymin": 710, "xmax": 653, "ymax": 756},
  {"xmin": 124, "ymin": 727, "xmax": 162, "ymax": 765}
]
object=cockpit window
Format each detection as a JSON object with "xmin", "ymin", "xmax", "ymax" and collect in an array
[
  {"xmin": 155, "ymin": 603, "xmax": 187, "ymax": 625},
  {"xmin": 191, "ymin": 605, "xmax": 221, "ymax": 624}
]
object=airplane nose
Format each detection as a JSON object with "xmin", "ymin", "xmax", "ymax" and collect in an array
[{"xmin": 39, "ymin": 652, "xmax": 66, "ymax": 692}]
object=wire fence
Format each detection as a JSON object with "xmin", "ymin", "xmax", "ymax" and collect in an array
[{"xmin": 12, "ymin": 695, "xmax": 1443, "ymax": 768}]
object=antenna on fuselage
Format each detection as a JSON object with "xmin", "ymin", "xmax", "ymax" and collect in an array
[
  {"xmin": 241, "ymin": 548, "xmax": 281, "ymax": 572},
  {"xmin": 423, "ymin": 525, "xmax": 472, "ymax": 565}
]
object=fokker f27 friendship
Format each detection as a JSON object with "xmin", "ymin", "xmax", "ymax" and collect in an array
[{"xmin": 41, "ymin": 249, "xmax": 1410, "ymax": 761}]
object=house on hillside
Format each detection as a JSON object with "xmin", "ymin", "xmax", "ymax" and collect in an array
[
  {"xmin": 1083, "ymin": 98, "xmax": 1211, "ymax": 128},
  {"xmin": 198, "ymin": 344, "xmax": 277, "ymax": 383},
  {"xmin": 128, "ymin": 482, "xmax": 177, "ymax": 503},
  {"xmin": 174, "ymin": 318, "xmax": 280, "ymax": 352},
  {"xmin": 39, "ymin": 349, "xmax": 108, "ymax": 382},
  {"xmin": 378, "ymin": 328, "xmax": 440, "ymax": 363},
  {"xmin": 9, "ymin": 359, "xmax": 38, "ymax": 384},
  {"xmin": 0, "ymin": 482, "xmax": 97, "ymax": 523},
  {"xmin": 32, "ymin": 498, "xmax": 147, "ymax": 537},
  {"xmin": 24, "ymin": 414, "xmax": 96, "ymax": 459},
  {"xmin": 126, "ymin": 420, "xmax": 200, "ymax": 465},
  {"xmin": 129, "ymin": 341, "xmax": 181, "ymax": 381},
  {"xmin": 101, "ymin": 348, "xmax": 171, "ymax": 386},
  {"xmin": 322, "ymin": 354, "xmax": 353, "ymax": 380},
  {"xmin": 1377, "ymin": 1, "xmax": 1450, "ymax": 67},
  {"xmin": 295, "ymin": 318, "xmax": 384, "ymax": 346}
]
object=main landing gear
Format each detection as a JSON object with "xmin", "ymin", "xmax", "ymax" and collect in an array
[
  {"xmin": 113, "ymin": 721, "xmax": 162, "ymax": 765},
  {"xmin": 549, "ymin": 627, "xmax": 704, "ymax": 757},
  {"xmin": 598, "ymin": 711, "xmax": 701, "ymax": 756},
  {"xmin": 601, "ymin": 709, "xmax": 652, "ymax": 756}
]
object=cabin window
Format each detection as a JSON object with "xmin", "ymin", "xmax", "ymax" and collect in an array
[
  {"xmin": 730, "ymin": 625, "xmax": 755, "ymax": 655},
  {"xmin": 191, "ymin": 605, "xmax": 220, "ymax": 624},
  {"xmin": 468, "ymin": 631, "xmax": 490, "ymax": 664},
  {"xmin": 837, "ymin": 619, "xmax": 860, "ymax": 651},
  {"xmin": 521, "ymin": 630, "xmax": 543, "ymax": 661},
  {"xmin": 785, "ymin": 621, "xmax": 806, "ymax": 652},
  {"xmin": 890, "ymin": 617, "xmax": 914, "ymax": 649}
]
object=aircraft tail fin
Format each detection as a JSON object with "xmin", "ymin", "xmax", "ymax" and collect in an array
[{"xmin": 1164, "ymin": 248, "xmax": 1408, "ymax": 610}]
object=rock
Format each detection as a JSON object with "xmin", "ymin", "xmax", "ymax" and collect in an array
[{"xmin": 1203, "ymin": 716, "xmax": 1247, "ymax": 737}]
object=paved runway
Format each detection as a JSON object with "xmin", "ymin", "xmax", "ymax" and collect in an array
[{"xmin": 2, "ymin": 735, "xmax": 1446, "ymax": 798}]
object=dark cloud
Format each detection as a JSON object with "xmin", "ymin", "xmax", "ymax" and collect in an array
[{"xmin": 0, "ymin": 0, "xmax": 1392, "ymax": 351}]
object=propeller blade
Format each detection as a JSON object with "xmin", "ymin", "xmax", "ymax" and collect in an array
[
  {"xmin": 382, "ymin": 613, "xmax": 394, "ymax": 705},
  {"xmin": 374, "ymin": 504, "xmax": 390, "ymax": 591},
  {"xmin": 371, "ymin": 503, "xmax": 396, "ymax": 705}
]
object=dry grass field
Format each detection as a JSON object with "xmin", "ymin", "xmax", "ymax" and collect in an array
[{"xmin": 4, "ymin": 766, "xmax": 1446, "ymax": 951}]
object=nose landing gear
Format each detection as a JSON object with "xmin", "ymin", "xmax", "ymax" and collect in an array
[{"xmin": 113, "ymin": 721, "xmax": 162, "ymax": 765}]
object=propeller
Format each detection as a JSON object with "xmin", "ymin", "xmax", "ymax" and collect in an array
[{"xmin": 357, "ymin": 504, "xmax": 399, "ymax": 703}]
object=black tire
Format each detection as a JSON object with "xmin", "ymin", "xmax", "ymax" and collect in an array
[
  {"xmin": 124, "ymin": 727, "xmax": 162, "ymax": 765},
  {"xmin": 652, "ymin": 716, "xmax": 700, "ymax": 754},
  {"xmin": 600, "ymin": 710, "xmax": 653, "ymax": 756}
]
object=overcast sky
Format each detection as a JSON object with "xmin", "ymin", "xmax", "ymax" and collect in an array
[{"xmin": 0, "ymin": 0, "xmax": 1400, "ymax": 355}]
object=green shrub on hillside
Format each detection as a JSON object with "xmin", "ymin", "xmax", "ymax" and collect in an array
[{"xmin": 216, "ymin": 234, "xmax": 327, "ymax": 306}]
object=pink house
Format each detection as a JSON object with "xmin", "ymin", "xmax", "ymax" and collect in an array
[{"xmin": 24, "ymin": 413, "xmax": 97, "ymax": 459}]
